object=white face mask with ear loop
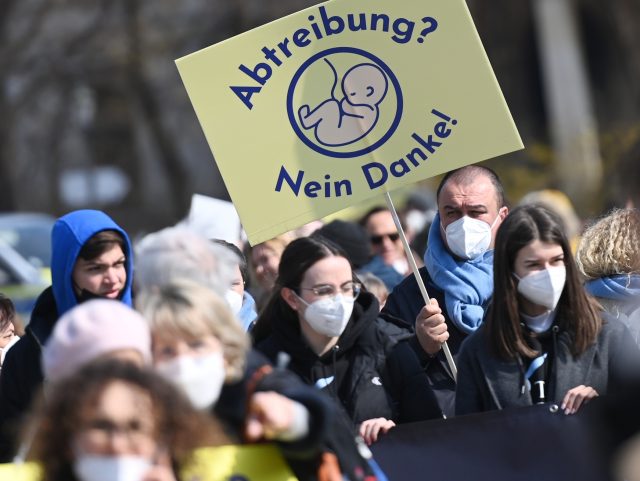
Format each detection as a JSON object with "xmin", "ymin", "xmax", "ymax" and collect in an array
[
  {"xmin": 442, "ymin": 213, "xmax": 501, "ymax": 260},
  {"xmin": 73, "ymin": 454, "xmax": 152, "ymax": 481},
  {"xmin": 515, "ymin": 266, "xmax": 567, "ymax": 310},
  {"xmin": 155, "ymin": 351, "xmax": 226, "ymax": 410},
  {"xmin": 295, "ymin": 293, "xmax": 355, "ymax": 338},
  {"xmin": 224, "ymin": 289, "xmax": 244, "ymax": 315}
]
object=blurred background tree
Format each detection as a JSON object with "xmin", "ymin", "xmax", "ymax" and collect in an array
[{"xmin": 0, "ymin": 0, "xmax": 638, "ymax": 234}]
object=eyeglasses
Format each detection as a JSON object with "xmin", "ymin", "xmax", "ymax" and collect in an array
[
  {"xmin": 370, "ymin": 233, "xmax": 400, "ymax": 245},
  {"xmin": 81, "ymin": 418, "xmax": 155, "ymax": 447},
  {"xmin": 298, "ymin": 281, "xmax": 362, "ymax": 299}
]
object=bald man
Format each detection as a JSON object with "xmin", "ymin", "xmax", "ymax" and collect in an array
[{"xmin": 382, "ymin": 165, "xmax": 508, "ymax": 416}]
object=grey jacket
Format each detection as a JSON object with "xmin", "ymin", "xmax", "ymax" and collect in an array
[
  {"xmin": 597, "ymin": 297, "xmax": 640, "ymax": 348},
  {"xmin": 455, "ymin": 316, "xmax": 640, "ymax": 415}
]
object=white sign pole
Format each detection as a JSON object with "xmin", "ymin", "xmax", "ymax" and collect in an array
[{"xmin": 384, "ymin": 191, "xmax": 457, "ymax": 381}]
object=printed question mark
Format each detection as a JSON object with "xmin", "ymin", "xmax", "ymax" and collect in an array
[{"xmin": 417, "ymin": 17, "xmax": 438, "ymax": 43}]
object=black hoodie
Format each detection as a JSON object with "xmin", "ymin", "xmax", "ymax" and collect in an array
[
  {"xmin": 0, "ymin": 287, "xmax": 58, "ymax": 461},
  {"xmin": 256, "ymin": 292, "xmax": 442, "ymax": 426}
]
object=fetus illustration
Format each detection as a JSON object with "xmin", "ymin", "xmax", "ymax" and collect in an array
[{"xmin": 297, "ymin": 59, "xmax": 389, "ymax": 147}]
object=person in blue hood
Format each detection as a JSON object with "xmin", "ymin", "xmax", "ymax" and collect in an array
[
  {"xmin": 0, "ymin": 209, "xmax": 133, "ymax": 461},
  {"xmin": 51, "ymin": 210, "xmax": 133, "ymax": 313}
]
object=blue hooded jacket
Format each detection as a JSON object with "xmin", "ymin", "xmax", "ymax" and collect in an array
[
  {"xmin": 0, "ymin": 210, "xmax": 134, "ymax": 462},
  {"xmin": 51, "ymin": 209, "xmax": 133, "ymax": 317}
]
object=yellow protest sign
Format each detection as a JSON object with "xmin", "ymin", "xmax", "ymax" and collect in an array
[
  {"xmin": 0, "ymin": 462, "xmax": 42, "ymax": 481},
  {"xmin": 181, "ymin": 444, "xmax": 297, "ymax": 481},
  {"xmin": 176, "ymin": 0, "xmax": 523, "ymax": 244}
]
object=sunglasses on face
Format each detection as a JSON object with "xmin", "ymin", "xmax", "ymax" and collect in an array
[{"xmin": 370, "ymin": 233, "xmax": 400, "ymax": 245}]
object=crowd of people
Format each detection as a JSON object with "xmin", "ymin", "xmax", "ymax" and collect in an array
[{"xmin": 0, "ymin": 164, "xmax": 639, "ymax": 481}]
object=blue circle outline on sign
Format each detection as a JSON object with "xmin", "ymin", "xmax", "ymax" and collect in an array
[{"xmin": 287, "ymin": 47, "xmax": 403, "ymax": 159}]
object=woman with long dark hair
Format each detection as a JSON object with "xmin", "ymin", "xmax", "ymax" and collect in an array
[
  {"xmin": 456, "ymin": 205, "xmax": 639, "ymax": 415},
  {"xmin": 253, "ymin": 236, "xmax": 441, "ymax": 445}
]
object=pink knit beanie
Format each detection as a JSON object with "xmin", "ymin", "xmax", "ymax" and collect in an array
[{"xmin": 43, "ymin": 299, "xmax": 151, "ymax": 382}]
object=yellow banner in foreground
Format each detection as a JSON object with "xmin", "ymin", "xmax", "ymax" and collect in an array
[
  {"xmin": 0, "ymin": 446, "xmax": 295, "ymax": 481},
  {"xmin": 177, "ymin": 0, "xmax": 523, "ymax": 244},
  {"xmin": 0, "ymin": 462, "xmax": 42, "ymax": 481},
  {"xmin": 182, "ymin": 444, "xmax": 297, "ymax": 481}
]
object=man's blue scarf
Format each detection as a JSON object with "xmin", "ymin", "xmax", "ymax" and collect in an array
[
  {"xmin": 424, "ymin": 214, "xmax": 494, "ymax": 334},
  {"xmin": 585, "ymin": 274, "xmax": 640, "ymax": 302}
]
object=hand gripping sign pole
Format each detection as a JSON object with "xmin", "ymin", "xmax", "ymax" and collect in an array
[{"xmin": 384, "ymin": 192, "xmax": 457, "ymax": 381}]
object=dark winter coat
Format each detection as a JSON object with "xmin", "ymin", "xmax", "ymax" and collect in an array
[
  {"xmin": 215, "ymin": 349, "xmax": 328, "ymax": 455},
  {"xmin": 256, "ymin": 292, "xmax": 442, "ymax": 427},
  {"xmin": 455, "ymin": 316, "xmax": 640, "ymax": 415},
  {"xmin": 215, "ymin": 349, "xmax": 329, "ymax": 481},
  {"xmin": 0, "ymin": 287, "xmax": 57, "ymax": 460},
  {"xmin": 382, "ymin": 266, "xmax": 467, "ymax": 417},
  {"xmin": 216, "ymin": 349, "xmax": 380, "ymax": 481}
]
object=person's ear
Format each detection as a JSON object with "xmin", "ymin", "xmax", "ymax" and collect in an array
[
  {"xmin": 280, "ymin": 287, "xmax": 300, "ymax": 311},
  {"xmin": 499, "ymin": 206, "xmax": 509, "ymax": 221}
]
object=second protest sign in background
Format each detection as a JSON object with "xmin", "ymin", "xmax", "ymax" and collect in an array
[{"xmin": 177, "ymin": 0, "xmax": 523, "ymax": 245}]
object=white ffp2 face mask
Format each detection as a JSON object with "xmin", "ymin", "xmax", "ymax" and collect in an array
[
  {"xmin": 298, "ymin": 294, "xmax": 354, "ymax": 338},
  {"xmin": 73, "ymin": 454, "xmax": 151, "ymax": 481},
  {"xmin": 443, "ymin": 215, "xmax": 500, "ymax": 260},
  {"xmin": 155, "ymin": 351, "xmax": 225, "ymax": 410},
  {"xmin": 224, "ymin": 289, "xmax": 244, "ymax": 315},
  {"xmin": 516, "ymin": 266, "xmax": 567, "ymax": 310}
]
